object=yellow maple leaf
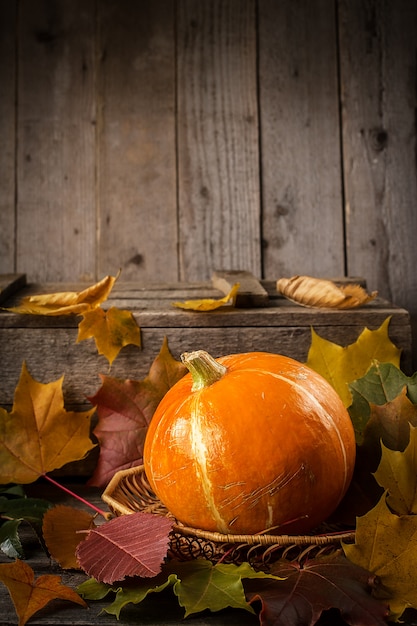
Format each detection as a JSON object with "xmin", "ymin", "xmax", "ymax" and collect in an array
[
  {"xmin": 77, "ymin": 306, "xmax": 141, "ymax": 365},
  {"xmin": 6, "ymin": 273, "xmax": 119, "ymax": 316},
  {"xmin": 374, "ymin": 424, "xmax": 417, "ymax": 516},
  {"xmin": 172, "ymin": 282, "xmax": 240, "ymax": 311},
  {"xmin": 0, "ymin": 362, "xmax": 96, "ymax": 484},
  {"xmin": 343, "ymin": 494, "xmax": 417, "ymax": 619},
  {"xmin": 306, "ymin": 317, "xmax": 401, "ymax": 406},
  {"xmin": 0, "ymin": 559, "xmax": 86, "ymax": 626}
]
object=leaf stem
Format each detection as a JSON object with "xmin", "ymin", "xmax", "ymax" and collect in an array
[{"xmin": 43, "ymin": 474, "xmax": 111, "ymax": 520}]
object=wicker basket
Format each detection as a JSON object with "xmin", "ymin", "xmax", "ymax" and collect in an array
[{"xmin": 102, "ymin": 465, "xmax": 355, "ymax": 567}]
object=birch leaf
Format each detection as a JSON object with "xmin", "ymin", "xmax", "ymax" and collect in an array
[
  {"xmin": 0, "ymin": 362, "xmax": 96, "ymax": 484},
  {"xmin": 306, "ymin": 318, "xmax": 401, "ymax": 407},
  {"xmin": 6, "ymin": 273, "xmax": 118, "ymax": 316},
  {"xmin": 0, "ymin": 559, "xmax": 86, "ymax": 626},
  {"xmin": 75, "ymin": 512, "xmax": 173, "ymax": 583},
  {"xmin": 173, "ymin": 282, "xmax": 240, "ymax": 311},
  {"xmin": 77, "ymin": 306, "xmax": 141, "ymax": 365}
]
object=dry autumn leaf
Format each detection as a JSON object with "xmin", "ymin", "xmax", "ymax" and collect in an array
[
  {"xmin": 6, "ymin": 273, "xmax": 119, "ymax": 316},
  {"xmin": 245, "ymin": 553, "xmax": 388, "ymax": 626},
  {"xmin": 172, "ymin": 282, "xmax": 240, "ymax": 311},
  {"xmin": 306, "ymin": 317, "xmax": 401, "ymax": 407},
  {"xmin": 277, "ymin": 275, "xmax": 377, "ymax": 309},
  {"xmin": 42, "ymin": 505, "xmax": 97, "ymax": 569},
  {"xmin": 76, "ymin": 512, "xmax": 173, "ymax": 583},
  {"xmin": 0, "ymin": 559, "xmax": 86, "ymax": 626},
  {"xmin": 77, "ymin": 306, "xmax": 141, "ymax": 365},
  {"xmin": 343, "ymin": 494, "xmax": 417, "ymax": 620},
  {"xmin": 0, "ymin": 362, "xmax": 96, "ymax": 484},
  {"xmin": 88, "ymin": 337, "xmax": 187, "ymax": 487},
  {"xmin": 374, "ymin": 424, "xmax": 417, "ymax": 516}
]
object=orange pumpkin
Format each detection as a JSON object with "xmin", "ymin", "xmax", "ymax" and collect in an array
[{"xmin": 143, "ymin": 350, "xmax": 356, "ymax": 535}]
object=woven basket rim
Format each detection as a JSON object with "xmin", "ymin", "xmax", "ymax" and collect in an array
[{"xmin": 102, "ymin": 465, "xmax": 355, "ymax": 547}]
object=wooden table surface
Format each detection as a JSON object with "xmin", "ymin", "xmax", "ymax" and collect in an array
[{"xmin": 1, "ymin": 481, "xmax": 417, "ymax": 626}]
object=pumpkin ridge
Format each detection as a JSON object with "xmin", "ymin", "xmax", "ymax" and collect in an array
[
  {"xmin": 256, "ymin": 368, "xmax": 351, "ymax": 494},
  {"xmin": 189, "ymin": 393, "xmax": 228, "ymax": 533}
]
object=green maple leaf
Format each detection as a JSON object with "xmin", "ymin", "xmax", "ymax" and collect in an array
[
  {"xmin": 169, "ymin": 559, "xmax": 276, "ymax": 617},
  {"xmin": 349, "ymin": 362, "xmax": 417, "ymax": 444},
  {"xmin": 99, "ymin": 573, "xmax": 177, "ymax": 619},
  {"xmin": 79, "ymin": 559, "xmax": 280, "ymax": 620},
  {"xmin": 306, "ymin": 317, "xmax": 401, "ymax": 407}
]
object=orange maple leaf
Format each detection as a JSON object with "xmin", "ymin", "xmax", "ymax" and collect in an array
[
  {"xmin": 0, "ymin": 559, "xmax": 86, "ymax": 626},
  {"xmin": 0, "ymin": 362, "xmax": 96, "ymax": 484}
]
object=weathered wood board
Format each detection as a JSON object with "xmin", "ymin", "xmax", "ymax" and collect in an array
[
  {"xmin": 0, "ymin": 276, "xmax": 411, "ymax": 418},
  {"xmin": 0, "ymin": 0, "xmax": 16, "ymax": 274},
  {"xmin": 0, "ymin": 0, "xmax": 416, "ymax": 370},
  {"xmin": 259, "ymin": 0, "xmax": 345, "ymax": 279}
]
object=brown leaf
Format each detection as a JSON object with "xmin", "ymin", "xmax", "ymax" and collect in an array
[
  {"xmin": 0, "ymin": 362, "xmax": 96, "ymax": 484},
  {"xmin": 277, "ymin": 275, "xmax": 377, "ymax": 309},
  {"xmin": 76, "ymin": 512, "xmax": 173, "ymax": 583},
  {"xmin": 88, "ymin": 337, "xmax": 187, "ymax": 487},
  {"xmin": 77, "ymin": 306, "xmax": 141, "ymax": 365},
  {"xmin": 42, "ymin": 505, "xmax": 96, "ymax": 569},
  {"xmin": 364, "ymin": 387, "xmax": 417, "ymax": 455},
  {"xmin": 245, "ymin": 553, "xmax": 388, "ymax": 626},
  {"xmin": 0, "ymin": 559, "xmax": 86, "ymax": 626},
  {"xmin": 6, "ymin": 273, "xmax": 119, "ymax": 316}
]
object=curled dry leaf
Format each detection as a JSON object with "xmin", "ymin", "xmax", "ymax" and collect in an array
[
  {"xmin": 172, "ymin": 282, "xmax": 240, "ymax": 311},
  {"xmin": 277, "ymin": 275, "xmax": 377, "ymax": 309},
  {"xmin": 6, "ymin": 273, "xmax": 119, "ymax": 316}
]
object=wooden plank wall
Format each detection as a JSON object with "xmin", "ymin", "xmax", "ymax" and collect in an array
[{"xmin": 0, "ymin": 0, "xmax": 416, "ymax": 349}]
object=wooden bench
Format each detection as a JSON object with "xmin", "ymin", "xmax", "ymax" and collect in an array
[{"xmin": 1, "ymin": 272, "xmax": 412, "ymax": 419}]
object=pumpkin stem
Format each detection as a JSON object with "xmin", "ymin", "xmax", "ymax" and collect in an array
[{"xmin": 181, "ymin": 350, "xmax": 227, "ymax": 391}]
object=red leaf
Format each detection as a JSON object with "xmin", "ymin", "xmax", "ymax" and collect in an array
[
  {"xmin": 75, "ymin": 512, "xmax": 173, "ymax": 583},
  {"xmin": 88, "ymin": 338, "xmax": 187, "ymax": 487},
  {"xmin": 244, "ymin": 554, "xmax": 389, "ymax": 626}
]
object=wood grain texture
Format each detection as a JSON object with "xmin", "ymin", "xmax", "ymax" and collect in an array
[
  {"xmin": 259, "ymin": 0, "xmax": 345, "ymax": 279},
  {"xmin": 16, "ymin": 0, "xmax": 96, "ymax": 282},
  {"xmin": 0, "ymin": 0, "xmax": 17, "ymax": 274},
  {"xmin": 177, "ymin": 0, "xmax": 261, "ymax": 280},
  {"xmin": 97, "ymin": 0, "xmax": 177, "ymax": 281},
  {"xmin": 339, "ymin": 0, "xmax": 417, "ymax": 315}
]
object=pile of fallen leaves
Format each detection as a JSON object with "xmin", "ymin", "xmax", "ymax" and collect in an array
[{"xmin": 1, "ymin": 277, "xmax": 417, "ymax": 625}]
